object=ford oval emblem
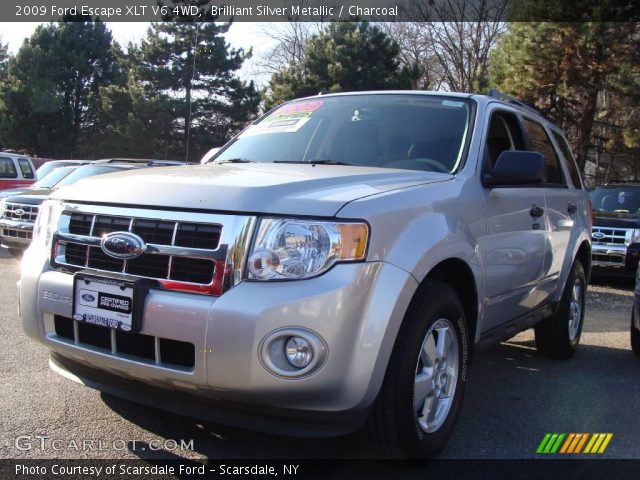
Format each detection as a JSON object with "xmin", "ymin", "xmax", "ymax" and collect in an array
[
  {"xmin": 14, "ymin": 208, "xmax": 25, "ymax": 216},
  {"xmin": 592, "ymin": 232, "xmax": 606, "ymax": 239},
  {"xmin": 100, "ymin": 231, "xmax": 146, "ymax": 260},
  {"xmin": 82, "ymin": 293, "xmax": 95, "ymax": 302}
]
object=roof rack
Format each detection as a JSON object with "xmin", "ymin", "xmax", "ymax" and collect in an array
[
  {"xmin": 604, "ymin": 179, "xmax": 640, "ymax": 185},
  {"xmin": 93, "ymin": 158, "xmax": 185, "ymax": 166},
  {"xmin": 487, "ymin": 89, "xmax": 542, "ymax": 117}
]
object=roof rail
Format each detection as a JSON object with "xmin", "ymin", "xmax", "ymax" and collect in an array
[
  {"xmin": 604, "ymin": 178, "xmax": 640, "ymax": 185},
  {"xmin": 93, "ymin": 158, "xmax": 184, "ymax": 165},
  {"xmin": 487, "ymin": 89, "xmax": 542, "ymax": 117}
]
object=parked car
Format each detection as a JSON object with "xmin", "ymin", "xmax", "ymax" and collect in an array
[
  {"xmin": 36, "ymin": 160, "xmax": 91, "ymax": 179},
  {"xmin": 1, "ymin": 162, "xmax": 176, "ymax": 256},
  {"xmin": 0, "ymin": 152, "xmax": 36, "ymax": 191},
  {"xmin": 589, "ymin": 183, "xmax": 640, "ymax": 277},
  {"xmin": 19, "ymin": 91, "xmax": 591, "ymax": 457},
  {"xmin": 0, "ymin": 163, "xmax": 78, "ymax": 200}
]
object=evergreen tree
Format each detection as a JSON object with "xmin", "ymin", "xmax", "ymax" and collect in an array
[
  {"xmin": 0, "ymin": 19, "xmax": 123, "ymax": 157},
  {"xmin": 138, "ymin": 20, "xmax": 260, "ymax": 161},
  {"xmin": 265, "ymin": 21, "xmax": 414, "ymax": 109},
  {"xmin": 489, "ymin": 22, "xmax": 640, "ymax": 170}
]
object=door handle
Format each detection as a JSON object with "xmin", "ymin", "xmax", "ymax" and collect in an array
[
  {"xmin": 530, "ymin": 205, "xmax": 544, "ymax": 218},
  {"xmin": 567, "ymin": 203, "xmax": 577, "ymax": 214}
]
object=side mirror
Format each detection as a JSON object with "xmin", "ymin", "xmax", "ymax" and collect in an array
[
  {"xmin": 487, "ymin": 151, "xmax": 546, "ymax": 187},
  {"xmin": 200, "ymin": 147, "xmax": 221, "ymax": 164}
]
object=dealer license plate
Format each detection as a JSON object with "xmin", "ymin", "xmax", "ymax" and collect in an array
[{"xmin": 72, "ymin": 273, "xmax": 137, "ymax": 332}]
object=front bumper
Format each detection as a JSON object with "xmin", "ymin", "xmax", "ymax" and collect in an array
[
  {"xmin": 592, "ymin": 242, "xmax": 640, "ymax": 274},
  {"xmin": 0, "ymin": 219, "xmax": 33, "ymax": 249},
  {"xmin": 20, "ymin": 256, "xmax": 418, "ymax": 435}
]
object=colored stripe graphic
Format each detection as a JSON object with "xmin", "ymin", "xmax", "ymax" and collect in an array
[
  {"xmin": 537, "ymin": 433, "xmax": 613, "ymax": 454},
  {"xmin": 574, "ymin": 433, "xmax": 589, "ymax": 453}
]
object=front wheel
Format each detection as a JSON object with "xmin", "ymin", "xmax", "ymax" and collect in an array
[
  {"xmin": 363, "ymin": 280, "xmax": 470, "ymax": 458},
  {"xmin": 535, "ymin": 261, "xmax": 586, "ymax": 359}
]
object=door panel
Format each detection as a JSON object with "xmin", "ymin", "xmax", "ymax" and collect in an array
[
  {"xmin": 481, "ymin": 188, "xmax": 547, "ymax": 331},
  {"xmin": 538, "ymin": 189, "xmax": 575, "ymax": 303},
  {"xmin": 479, "ymin": 107, "xmax": 548, "ymax": 333}
]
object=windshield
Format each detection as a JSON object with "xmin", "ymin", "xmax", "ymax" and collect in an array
[
  {"xmin": 36, "ymin": 161, "xmax": 81, "ymax": 178},
  {"xmin": 54, "ymin": 166, "xmax": 123, "ymax": 189},
  {"xmin": 590, "ymin": 187, "xmax": 640, "ymax": 213},
  {"xmin": 33, "ymin": 166, "xmax": 75, "ymax": 188},
  {"xmin": 214, "ymin": 95, "xmax": 473, "ymax": 173}
]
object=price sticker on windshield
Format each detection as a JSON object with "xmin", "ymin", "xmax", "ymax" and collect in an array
[{"xmin": 240, "ymin": 101, "xmax": 324, "ymax": 137}]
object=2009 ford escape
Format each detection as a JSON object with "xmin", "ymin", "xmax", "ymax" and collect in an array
[{"xmin": 20, "ymin": 91, "xmax": 591, "ymax": 457}]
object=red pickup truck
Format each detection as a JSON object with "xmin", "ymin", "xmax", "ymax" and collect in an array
[{"xmin": 0, "ymin": 152, "xmax": 36, "ymax": 191}]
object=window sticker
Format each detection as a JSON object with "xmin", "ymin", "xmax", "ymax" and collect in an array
[
  {"xmin": 442, "ymin": 100, "xmax": 465, "ymax": 108},
  {"xmin": 240, "ymin": 100, "xmax": 324, "ymax": 137},
  {"xmin": 619, "ymin": 192, "xmax": 627, "ymax": 205}
]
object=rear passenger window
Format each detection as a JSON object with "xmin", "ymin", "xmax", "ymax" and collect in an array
[
  {"xmin": 552, "ymin": 131, "xmax": 583, "ymax": 189},
  {"xmin": 0, "ymin": 157, "xmax": 17, "ymax": 179},
  {"xmin": 17, "ymin": 158, "xmax": 34, "ymax": 179},
  {"xmin": 523, "ymin": 118, "xmax": 565, "ymax": 185}
]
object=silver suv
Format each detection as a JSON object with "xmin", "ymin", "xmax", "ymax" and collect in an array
[{"xmin": 19, "ymin": 91, "xmax": 591, "ymax": 457}]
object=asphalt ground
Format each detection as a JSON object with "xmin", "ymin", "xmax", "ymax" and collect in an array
[{"xmin": 0, "ymin": 248, "xmax": 638, "ymax": 461}]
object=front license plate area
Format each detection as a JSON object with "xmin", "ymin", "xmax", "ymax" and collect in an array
[{"xmin": 73, "ymin": 273, "xmax": 142, "ymax": 333}]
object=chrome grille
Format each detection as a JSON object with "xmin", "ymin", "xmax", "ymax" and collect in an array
[
  {"xmin": 58, "ymin": 213, "xmax": 219, "ymax": 284},
  {"xmin": 2, "ymin": 228, "xmax": 32, "ymax": 239},
  {"xmin": 592, "ymin": 254, "xmax": 625, "ymax": 265},
  {"xmin": 591, "ymin": 226, "xmax": 630, "ymax": 245},
  {"xmin": 51, "ymin": 204, "xmax": 256, "ymax": 296},
  {"xmin": 3, "ymin": 202, "xmax": 39, "ymax": 221}
]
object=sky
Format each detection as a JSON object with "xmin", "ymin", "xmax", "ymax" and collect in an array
[{"xmin": 0, "ymin": 21, "xmax": 276, "ymax": 86}]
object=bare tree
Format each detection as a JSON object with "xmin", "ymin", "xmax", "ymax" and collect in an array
[
  {"xmin": 397, "ymin": 0, "xmax": 507, "ymax": 92},
  {"xmin": 255, "ymin": 22, "xmax": 320, "ymax": 75},
  {"xmin": 254, "ymin": 0, "xmax": 335, "ymax": 75},
  {"xmin": 379, "ymin": 22, "xmax": 446, "ymax": 90}
]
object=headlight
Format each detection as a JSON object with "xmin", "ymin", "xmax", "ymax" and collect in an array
[
  {"xmin": 247, "ymin": 219, "xmax": 368, "ymax": 280},
  {"xmin": 31, "ymin": 200, "xmax": 64, "ymax": 249},
  {"xmin": 632, "ymin": 229, "xmax": 640, "ymax": 244},
  {"xmin": 0, "ymin": 199, "xmax": 5, "ymax": 218}
]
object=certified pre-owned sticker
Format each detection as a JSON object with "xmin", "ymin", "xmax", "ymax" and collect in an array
[{"xmin": 97, "ymin": 292, "xmax": 132, "ymax": 314}]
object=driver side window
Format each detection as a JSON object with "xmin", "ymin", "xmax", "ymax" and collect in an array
[{"xmin": 484, "ymin": 111, "xmax": 526, "ymax": 173}]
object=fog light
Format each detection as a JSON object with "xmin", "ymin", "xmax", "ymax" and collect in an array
[
  {"xmin": 259, "ymin": 327, "xmax": 327, "ymax": 378},
  {"xmin": 285, "ymin": 336, "xmax": 313, "ymax": 368}
]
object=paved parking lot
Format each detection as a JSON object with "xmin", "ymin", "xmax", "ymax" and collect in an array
[{"xmin": 1, "ymin": 248, "xmax": 639, "ymax": 460}]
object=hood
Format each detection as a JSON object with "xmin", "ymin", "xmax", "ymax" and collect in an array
[
  {"xmin": 51, "ymin": 163, "xmax": 452, "ymax": 216},
  {"xmin": 3, "ymin": 188, "xmax": 53, "ymax": 205},
  {"xmin": 592, "ymin": 210, "xmax": 640, "ymax": 229},
  {"xmin": 0, "ymin": 187, "xmax": 31, "ymax": 199}
]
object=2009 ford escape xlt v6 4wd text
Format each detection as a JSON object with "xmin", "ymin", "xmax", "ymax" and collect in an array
[{"xmin": 20, "ymin": 91, "xmax": 591, "ymax": 457}]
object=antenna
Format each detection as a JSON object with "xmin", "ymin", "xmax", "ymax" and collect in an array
[{"xmin": 185, "ymin": 23, "xmax": 199, "ymax": 165}]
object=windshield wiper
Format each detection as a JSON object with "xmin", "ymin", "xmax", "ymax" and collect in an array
[
  {"xmin": 217, "ymin": 158, "xmax": 256, "ymax": 164},
  {"xmin": 273, "ymin": 159, "xmax": 351, "ymax": 166}
]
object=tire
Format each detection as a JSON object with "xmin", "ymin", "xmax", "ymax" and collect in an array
[
  {"xmin": 8, "ymin": 248, "xmax": 24, "ymax": 259},
  {"xmin": 631, "ymin": 309, "xmax": 640, "ymax": 358},
  {"xmin": 535, "ymin": 261, "xmax": 586, "ymax": 359},
  {"xmin": 362, "ymin": 280, "xmax": 470, "ymax": 458}
]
